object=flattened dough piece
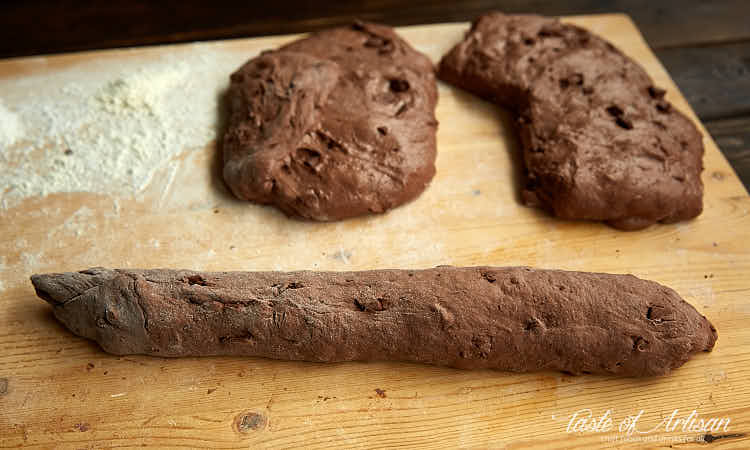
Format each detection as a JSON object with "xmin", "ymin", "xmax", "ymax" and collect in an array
[
  {"xmin": 438, "ymin": 12, "xmax": 704, "ymax": 230},
  {"xmin": 223, "ymin": 22, "xmax": 438, "ymax": 221}
]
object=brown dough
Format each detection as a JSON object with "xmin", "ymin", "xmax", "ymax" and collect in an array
[
  {"xmin": 32, "ymin": 266, "xmax": 716, "ymax": 377},
  {"xmin": 222, "ymin": 22, "xmax": 438, "ymax": 221},
  {"xmin": 438, "ymin": 13, "xmax": 704, "ymax": 230}
]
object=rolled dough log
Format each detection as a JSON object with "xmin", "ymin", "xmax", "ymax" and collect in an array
[{"xmin": 31, "ymin": 266, "xmax": 716, "ymax": 377}]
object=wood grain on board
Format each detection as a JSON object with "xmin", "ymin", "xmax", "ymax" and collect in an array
[{"xmin": 1, "ymin": 14, "xmax": 749, "ymax": 448}]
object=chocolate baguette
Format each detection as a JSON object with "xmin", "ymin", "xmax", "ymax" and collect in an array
[{"xmin": 31, "ymin": 267, "xmax": 716, "ymax": 377}]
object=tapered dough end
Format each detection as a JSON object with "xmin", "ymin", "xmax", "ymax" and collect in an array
[
  {"xmin": 31, "ymin": 267, "xmax": 115, "ymax": 306},
  {"xmin": 31, "ymin": 268, "xmax": 150, "ymax": 355}
]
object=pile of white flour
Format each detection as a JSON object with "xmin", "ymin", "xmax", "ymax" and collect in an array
[{"xmin": 0, "ymin": 47, "xmax": 240, "ymax": 209}]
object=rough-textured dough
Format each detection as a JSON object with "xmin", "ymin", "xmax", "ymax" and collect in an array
[
  {"xmin": 438, "ymin": 12, "xmax": 704, "ymax": 230},
  {"xmin": 32, "ymin": 266, "xmax": 716, "ymax": 377},
  {"xmin": 223, "ymin": 22, "xmax": 438, "ymax": 221}
]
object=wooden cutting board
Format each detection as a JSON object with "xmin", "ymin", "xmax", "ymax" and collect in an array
[{"xmin": 1, "ymin": 14, "xmax": 749, "ymax": 448}]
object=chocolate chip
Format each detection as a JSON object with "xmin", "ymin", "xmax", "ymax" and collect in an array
[
  {"xmin": 656, "ymin": 101, "xmax": 671, "ymax": 113},
  {"xmin": 648, "ymin": 86, "xmax": 666, "ymax": 99},
  {"xmin": 615, "ymin": 116, "xmax": 633, "ymax": 130},
  {"xmin": 389, "ymin": 79, "xmax": 410, "ymax": 93},
  {"xmin": 606, "ymin": 105, "xmax": 624, "ymax": 117}
]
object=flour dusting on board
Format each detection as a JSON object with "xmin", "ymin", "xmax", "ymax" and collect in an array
[
  {"xmin": 0, "ymin": 49, "xmax": 241, "ymax": 209},
  {"xmin": 0, "ymin": 101, "xmax": 23, "ymax": 148}
]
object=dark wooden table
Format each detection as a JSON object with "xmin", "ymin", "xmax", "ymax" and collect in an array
[{"xmin": 2, "ymin": 0, "xmax": 748, "ymax": 189}]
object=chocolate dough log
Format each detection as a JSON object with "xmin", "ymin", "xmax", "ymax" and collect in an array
[
  {"xmin": 438, "ymin": 13, "xmax": 704, "ymax": 230},
  {"xmin": 222, "ymin": 22, "xmax": 438, "ymax": 221},
  {"xmin": 31, "ymin": 267, "xmax": 716, "ymax": 376}
]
